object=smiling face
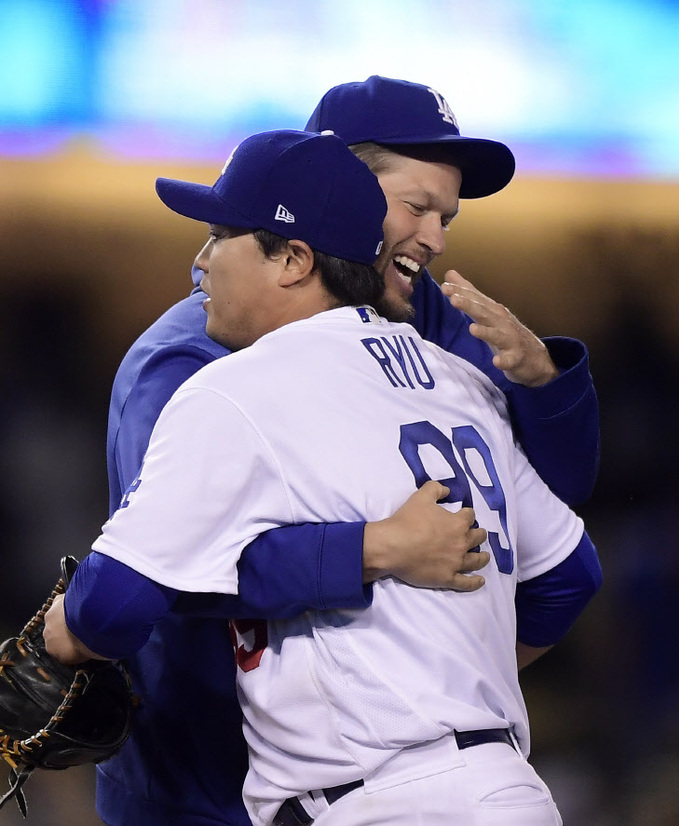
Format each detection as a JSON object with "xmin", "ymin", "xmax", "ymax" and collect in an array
[{"xmin": 361, "ymin": 149, "xmax": 462, "ymax": 322}]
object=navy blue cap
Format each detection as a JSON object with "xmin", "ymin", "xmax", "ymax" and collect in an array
[
  {"xmin": 156, "ymin": 129, "xmax": 386, "ymax": 266},
  {"xmin": 305, "ymin": 75, "xmax": 515, "ymax": 199}
]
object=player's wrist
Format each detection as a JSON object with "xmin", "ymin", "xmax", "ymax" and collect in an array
[
  {"xmin": 504, "ymin": 351, "xmax": 559, "ymax": 388},
  {"xmin": 69, "ymin": 630, "xmax": 109, "ymax": 663},
  {"xmin": 361, "ymin": 520, "xmax": 394, "ymax": 583},
  {"xmin": 520, "ymin": 364, "xmax": 559, "ymax": 387}
]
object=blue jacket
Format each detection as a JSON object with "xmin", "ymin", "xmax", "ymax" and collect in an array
[{"xmin": 92, "ymin": 271, "xmax": 600, "ymax": 826}]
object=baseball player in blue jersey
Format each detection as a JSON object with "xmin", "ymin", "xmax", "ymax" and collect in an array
[
  {"xmin": 52, "ymin": 77, "xmax": 598, "ymax": 826},
  {"xmin": 43, "ymin": 128, "xmax": 601, "ymax": 825}
]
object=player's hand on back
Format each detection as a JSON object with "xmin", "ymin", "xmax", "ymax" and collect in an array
[
  {"xmin": 362, "ymin": 481, "xmax": 489, "ymax": 591},
  {"xmin": 441, "ymin": 270, "xmax": 559, "ymax": 388}
]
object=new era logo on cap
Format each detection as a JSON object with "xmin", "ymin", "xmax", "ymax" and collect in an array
[{"xmin": 275, "ymin": 204, "xmax": 295, "ymax": 223}]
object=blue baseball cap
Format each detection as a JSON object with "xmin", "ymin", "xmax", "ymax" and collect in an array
[
  {"xmin": 305, "ymin": 75, "xmax": 515, "ymax": 199},
  {"xmin": 156, "ymin": 129, "xmax": 386, "ymax": 266}
]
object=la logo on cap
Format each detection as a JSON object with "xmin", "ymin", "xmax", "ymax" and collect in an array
[
  {"xmin": 275, "ymin": 204, "xmax": 295, "ymax": 223},
  {"xmin": 427, "ymin": 87, "xmax": 458, "ymax": 128}
]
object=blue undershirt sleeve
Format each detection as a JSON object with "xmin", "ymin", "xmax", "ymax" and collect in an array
[
  {"xmin": 65, "ymin": 524, "xmax": 371, "ymax": 658},
  {"xmin": 64, "ymin": 553, "xmax": 179, "ymax": 660},
  {"xmin": 238, "ymin": 521, "xmax": 371, "ymax": 616},
  {"xmin": 515, "ymin": 531, "xmax": 602, "ymax": 648},
  {"xmin": 505, "ymin": 337, "xmax": 600, "ymax": 505},
  {"xmin": 173, "ymin": 521, "xmax": 372, "ymax": 619}
]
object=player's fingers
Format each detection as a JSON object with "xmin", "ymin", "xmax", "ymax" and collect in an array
[
  {"xmin": 443, "ymin": 282, "xmax": 495, "ymax": 308},
  {"xmin": 467, "ymin": 527, "xmax": 488, "ymax": 549},
  {"xmin": 449, "ymin": 572, "xmax": 486, "ymax": 593},
  {"xmin": 453, "ymin": 298, "xmax": 511, "ymax": 334},
  {"xmin": 417, "ymin": 479, "xmax": 450, "ymax": 502},
  {"xmin": 441, "ymin": 273, "xmax": 501, "ymax": 308},
  {"xmin": 444, "ymin": 287, "xmax": 493, "ymax": 314},
  {"xmin": 469, "ymin": 321, "xmax": 513, "ymax": 348},
  {"xmin": 459, "ymin": 550, "xmax": 491, "ymax": 573},
  {"xmin": 492, "ymin": 351, "xmax": 522, "ymax": 371},
  {"xmin": 409, "ymin": 479, "xmax": 447, "ymax": 503},
  {"xmin": 442, "ymin": 269, "xmax": 482, "ymax": 294},
  {"xmin": 441, "ymin": 282, "xmax": 485, "ymax": 303},
  {"xmin": 456, "ymin": 506, "xmax": 477, "ymax": 526},
  {"xmin": 468, "ymin": 321, "xmax": 491, "ymax": 342},
  {"xmin": 43, "ymin": 593, "xmax": 65, "ymax": 630}
]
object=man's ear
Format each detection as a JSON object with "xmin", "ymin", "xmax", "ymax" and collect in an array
[{"xmin": 278, "ymin": 239, "xmax": 316, "ymax": 287}]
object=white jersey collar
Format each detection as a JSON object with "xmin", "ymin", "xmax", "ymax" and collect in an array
[{"xmin": 309, "ymin": 305, "xmax": 384, "ymax": 325}]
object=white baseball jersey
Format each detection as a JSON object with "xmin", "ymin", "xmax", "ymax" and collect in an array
[{"xmin": 93, "ymin": 306, "xmax": 583, "ymax": 826}]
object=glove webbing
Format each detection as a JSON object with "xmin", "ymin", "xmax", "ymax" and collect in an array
[
  {"xmin": 1, "ymin": 669, "xmax": 91, "ymax": 817},
  {"xmin": 0, "ymin": 558, "xmax": 77, "ymax": 818},
  {"xmin": 0, "ymin": 765, "xmax": 31, "ymax": 818}
]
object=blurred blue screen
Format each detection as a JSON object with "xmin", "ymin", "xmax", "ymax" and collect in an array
[{"xmin": 1, "ymin": 0, "xmax": 677, "ymax": 177}]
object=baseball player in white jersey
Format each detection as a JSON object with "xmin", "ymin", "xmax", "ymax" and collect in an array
[{"xmin": 44, "ymin": 128, "xmax": 599, "ymax": 825}]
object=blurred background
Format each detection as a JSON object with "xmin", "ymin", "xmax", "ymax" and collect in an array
[{"xmin": 1, "ymin": 0, "xmax": 678, "ymax": 823}]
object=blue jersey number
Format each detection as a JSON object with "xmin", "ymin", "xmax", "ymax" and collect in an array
[{"xmin": 399, "ymin": 421, "xmax": 514, "ymax": 574}]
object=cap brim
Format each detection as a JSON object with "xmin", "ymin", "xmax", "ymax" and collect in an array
[
  {"xmin": 375, "ymin": 135, "xmax": 515, "ymax": 199},
  {"xmin": 155, "ymin": 178, "xmax": 255, "ymax": 227}
]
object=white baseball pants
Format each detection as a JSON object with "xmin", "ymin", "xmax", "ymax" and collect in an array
[{"xmin": 297, "ymin": 741, "xmax": 562, "ymax": 826}]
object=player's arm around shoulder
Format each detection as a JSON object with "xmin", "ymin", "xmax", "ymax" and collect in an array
[{"xmin": 202, "ymin": 480, "xmax": 494, "ymax": 623}]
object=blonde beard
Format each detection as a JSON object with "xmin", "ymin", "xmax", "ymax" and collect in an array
[{"xmin": 374, "ymin": 290, "xmax": 416, "ymax": 323}]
